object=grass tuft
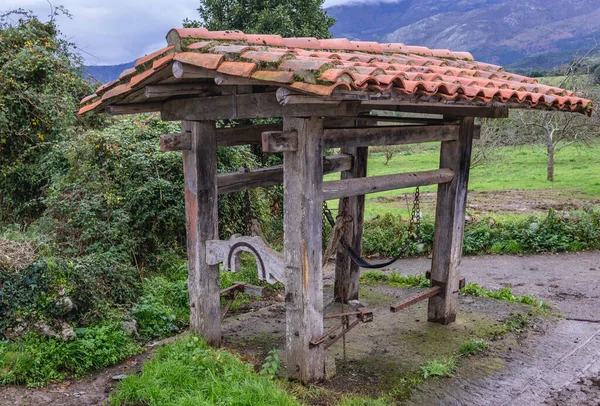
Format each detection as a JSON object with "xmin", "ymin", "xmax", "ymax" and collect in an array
[
  {"xmin": 419, "ymin": 357, "xmax": 457, "ymax": 379},
  {"xmin": 458, "ymin": 338, "xmax": 489, "ymax": 356}
]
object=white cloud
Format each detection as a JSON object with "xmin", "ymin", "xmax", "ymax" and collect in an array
[{"xmin": 2, "ymin": 0, "xmax": 394, "ymax": 65}]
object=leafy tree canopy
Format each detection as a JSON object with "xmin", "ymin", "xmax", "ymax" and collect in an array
[
  {"xmin": 184, "ymin": 0, "xmax": 335, "ymax": 38},
  {"xmin": 0, "ymin": 7, "xmax": 96, "ymax": 224}
]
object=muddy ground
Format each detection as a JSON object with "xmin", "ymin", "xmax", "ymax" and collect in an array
[
  {"xmin": 1, "ymin": 251, "xmax": 599, "ymax": 405},
  {"xmin": 373, "ymin": 189, "xmax": 600, "ymax": 215}
]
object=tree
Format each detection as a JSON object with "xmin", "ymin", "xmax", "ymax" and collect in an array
[
  {"xmin": 0, "ymin": 7, "xmax": 97, "ymax": 225},
  {"xmin": 514, "ymin": 52, "xmax": 599, "ymax": 181},
  {"xmin": 185, "ymin": 0, "xmax": 335, "ymax": 38},
  {"xmin": 470, "ymin": 117, "xmax": 514, "ymax": 168}
]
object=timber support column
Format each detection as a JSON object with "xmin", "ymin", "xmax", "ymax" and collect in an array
[
  {"xmin": 183, "ymin": 120, "xmax": 221, "ymax": 345},
  {"xmin": 283, "ymin": 116, "xmax": 325, "ymax": 383},
  {"xmin": 428, "ymin": 117, "xmax": 474, "ymax": 324},
  {"xmin": 334, "ymin": 146, "xmax": 368, "ymax": 302}
]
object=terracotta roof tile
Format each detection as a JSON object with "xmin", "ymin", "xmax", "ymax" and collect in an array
[{"xmin": 79, "ymin": 28, "xmax": 593, "ymax": 116}]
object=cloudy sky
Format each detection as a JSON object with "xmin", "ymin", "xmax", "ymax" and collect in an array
[{"xmin": 2, "ymin": 0, "xmax": 391, "ymax": 65}]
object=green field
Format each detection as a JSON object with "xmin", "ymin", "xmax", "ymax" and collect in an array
[{"xmin": 326, "ymin": 141, "xmax": 600, "ymax": 219}]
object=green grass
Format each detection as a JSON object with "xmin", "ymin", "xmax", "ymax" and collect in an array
[
  {"xmin": 110, "ymin": 335, "xmax": 300, "ymax": 406},
  {"xmin": 361, "ymin": 270, "xmax": 430, "ymax": 288},
  {"xmin": 325, "ymin": 141, "xmax": 600, "ymax": 219},
  {"xmin": 460, "ymin": 282, "xmax": 551, "ymax": 311},
  {"xmin": 458, "ymin": 338, "xmax": 489, "ymax": 356},
  {"xmin": 419, "ymin": 357, "xmax": 457, "ymax": 379}
]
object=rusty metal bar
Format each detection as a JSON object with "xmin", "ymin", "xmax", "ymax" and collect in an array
[
  {"xmin": 324, "ymin": 311, "xmax": 362, "ymax": 319},
  {"xmin": 390, "ymin": 286, "xmax": 442, "ymax": 313},
  {"xmin": 324, "ymin": 318, "xmax": 362, "ymax": 350}
]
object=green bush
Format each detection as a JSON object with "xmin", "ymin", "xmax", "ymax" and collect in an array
[
  {"xmin": 362, "ymin": 208, "xmax": 600, "ymax": 258},
  {"xmin": 0, "ymin": 323, "xmax": 140, "ymax": 387}
]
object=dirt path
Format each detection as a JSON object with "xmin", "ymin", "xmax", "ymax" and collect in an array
[
  {"xmin": 386, "ymin": 251, "xmax": 600, "ymax": 406},
  {"xmin": 1, "ymin": 251, "xmax": 599, "ymax": 405}
]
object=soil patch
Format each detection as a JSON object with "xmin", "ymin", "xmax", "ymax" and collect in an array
[{"xmin": 372, "ymin": 189, "xmax": 600, "ymax": 215}]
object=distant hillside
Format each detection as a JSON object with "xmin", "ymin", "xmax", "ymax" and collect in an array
[
  {"xmin": 84, "ymin": 62, "xmax": 134, "ymax": 84},
  {"xmin": 327, "ymin": 0, "xmax": 600, "ymax": 69}
]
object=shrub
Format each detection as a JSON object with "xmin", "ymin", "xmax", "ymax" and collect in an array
[{"xmin": 0, "ymin": 322, "xmax": 140, "ymax": 387}]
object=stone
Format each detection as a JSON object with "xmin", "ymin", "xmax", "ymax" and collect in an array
[
  {"xmin": 56, "ymin": 296, "xmax": 75, "ymax": 314},
  {"xmin": 122, "ymin": 319, "xmax": 139, "ymax": 338},
  {"xmin": 112, "ymin": 374, "xmax": 127, "ymax": 381},
  {"xmin": 33, "ymin": 320, "xmax": 75, "ymax": 341}
]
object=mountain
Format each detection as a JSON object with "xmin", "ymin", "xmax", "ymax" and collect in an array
[
  {"xmin": 84, "ymin": 62, "xmax": 134, "ymax": 84},
  {"xmin": 327, "ymin": 0, "xmax": 600, "ymax": 70}
]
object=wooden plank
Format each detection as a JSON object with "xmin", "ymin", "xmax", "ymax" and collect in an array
[
  {"xmin": 106, "ymin": 102, "xmax": 163, "ymax": 116},
  {"xmin": 323, "ymin": 124, "xmax": 458, "ymax": 148},
  {"xmin": 427, "ymin": 117, "xmax": 475, "ymax": 324},
  {"xmin": 261, "ymin": 130, "xmax": 298, "ymax": 152},
  {"xmin": 217, "ymin": 154, "xmax": 352, "ymax": 194},
  {"xmin": 381, "ymin": 103, "xmax": 509, "ymax": 119},
  {"xmin": 183, "ymin": 120, "xmax": 221, "ymax": 345},
  {"xmin": 217, "ymin": 124, "xmax": 282, "ymax": 146},
  {"xmin": 334, "ymin": 146, "xmax": 368, "ymax": 302},
  {"xmin": 145, "ymin": 83, "xmax": 218, "ymax": 98},
  {"xmin": 390, "ymin": 286, "xmax": 441, "ymax": 313},
  {"xmin": 323, "ymin": 168, "xmax": 454, "ymax": 201},
  {"xmin": 160, "ymin": 132, "xmax": 191, "ymax": 151},
  {"xmin": 284, "ymin": 116, "xmax": 325, "ymax": 383},
  {"xmin": 161, "ymin": 92, "xmax": 363, "ymax": 121}
]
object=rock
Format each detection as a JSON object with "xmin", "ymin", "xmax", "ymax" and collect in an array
[
  {"xmin": 33, "ymin": 320, "xmax": 75, "ymax": 341},
  {"xmin": 112, "ymin": 374, "xmax": 127, "ymax": 381},
  {"xmin": 122, "ymin": 319, "xmax": 139, "ymax": 338},
  {"xmin": 55, "ymin": 296, "xmax": 75, "ymax": 314},
  {"xmin": 73, "ymin": 392, "xmax": 86, "ymax": 398},
  {"xmin": 3, "ymin": 320, "xmax": 28, "ymax": 341}
]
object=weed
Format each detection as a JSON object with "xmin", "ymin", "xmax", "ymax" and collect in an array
[
  {"xmin": 260, "ymin": 349, "xmax": 281, "ymax": 378},
  {"xmin": 461, "ymin": 282, "xmax": 551, "ymax": 311},
  {"xmin": 459, "ymin": 338, "xmax": 489, "ymax": 356},
  {"xmin": 336, "ymin": 396, "xmax": 390, "ymax": 406},
  {"xmin": 361, "ymin": 271, "xmax": 430, "ymax": 288},
  {"xmin": 419, "ymin": 357, "xmax": 457, "ymax": 379}
]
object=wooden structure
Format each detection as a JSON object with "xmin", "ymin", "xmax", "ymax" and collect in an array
[{"xmin": 79, "ymin": 28, "xmax": 592, "ymax": 383}]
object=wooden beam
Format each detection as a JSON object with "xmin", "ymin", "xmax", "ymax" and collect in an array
[
  {"xmin": 323, "ymin": 124, "xmax": 459, "ymax": 148},
  {"xmin": 428, "ymin": 117, "xmax": 475, "ymax": 325},
  {"xmin": 334, "ymin": 145, "xmax": 368, "ymax": 302},
  {"xmin": 145, "ymin": 83, "xmax": 218, "ymax": 98},
  {"xmin": 161, "ymin": 92, "xmax": 363, "ymax": 121},
  {"xmin": 172, "ymin": 61, "xmax": 217, "ymax": 79},
  {"xmin": 323, "ymin": 168, "xmax": 454, "ymax": 200},
  {"xmin": 161, "ymin": 132, "xmax": 191, "ymax": 151},
  {"xmin": 106, "ymin": 102, "xmax": 163, "ymax": 116},
  {"xmin": 183, "ymin": 120, "xmax": 221, "ymax": 345},
  {"xmin": 262, "ymin": 130, "xmax": 298, "ymax": 152},
  {"xmin": 284, "ymin": 116, "xmax": 325, "ymax": 383},
  {"xmin": 161, "ymin": 123, "xmax": 284, "ymax": 152},
  {"xmin": 216, "ymin": 154, "xmax": 352, "ymax": 194}
]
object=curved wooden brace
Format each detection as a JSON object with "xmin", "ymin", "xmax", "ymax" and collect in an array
[{"xmin": 206, "ymin": 235, "xmax": 286, "ymax": 285}]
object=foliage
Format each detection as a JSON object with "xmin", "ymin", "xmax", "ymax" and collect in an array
[
  {"xmin": 0, "ymin": 255, "xmax": 140, "ymax": 333},
  {"xmin": 0, "ymin": 322, "xmax": 140, "ymax": 387},
  {"xmin": 460, "ymin": 283, "xmax": 550, "ymax": 310},
  {"xmin": 185, "ymin": 0, "xmax": 335, "ymax": 38},
  {"xmin": 0, "ymin": 8, "xmax": 98, "ymax": 224},
  {"xmin": 419, "ymin": 357, "xmax": 457, "ymax": 379},
  {"xmin": 361, "ymin": 270, "xmax": 430, "ymax": 288},
  {"xmin": 336, "ymin": 397, "xmax": 389, "ymax": 406},
  {"xmin": 458, "ymin": 338, "xmax": 489, "ymax": 356},
  {"xmin": 260, "ymin": 349, "xmax": 281, "ymax": 378},
  {"xmin": 110, "ymin": 335, "xmax": 300, "ymax": 405},
  {"xmin": 362, "ymin": 208, "xmax": 600, "ymax": 258}
]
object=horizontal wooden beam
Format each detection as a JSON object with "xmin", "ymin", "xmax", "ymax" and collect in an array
[
  {"xmin": 172, "ymin": 61, "xmax": 216, "ymax": 79},
  {"xmin": 106, "ymin": 102, "xmax": 164, "ymax": 116},
  {"xmin": 160, "ymin": 123, "xmax": 284, "ymax": 151},
  {"xmin": 161, "ymin": 92, "xmax": 363, "ymax": 121},
  {"xmin": 145, "ymin": 83, "xmax": 217, "ymax": 98},
  {"xmin": 217, "ymin": 154, "xmax": 352, "ymax": 194},
  {"xmin": 323, "ymin": 124, "xmax": 459, "ymax": 148},
  {"xmin": 262, "ymin": 130, "xmax": 298, "ymax": 152},
  {"xmin": 323, "ymin": 168, "xmax": 454, "ymax": 200}
]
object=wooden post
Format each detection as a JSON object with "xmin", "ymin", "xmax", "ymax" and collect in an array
[
  {"xmin": 283, "ymin": 116, "xmax": 325, "ymax": 383},
  {"xmin": 427, "ymin": 117, "xmax": 475, "ymax": 324},
  {"xmin": 334, "ymin": 146, "xmax": 368, "ymax": 302},
  {"xmin": 182, "ymin": 120, "xmax": 221, "ymax": 345}
]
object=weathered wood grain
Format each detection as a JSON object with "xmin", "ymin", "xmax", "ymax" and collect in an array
[
  {"xmin": 322, "ymin": 124, "xmax": 459, "ymax": 148},
  {"xmin": 283, "ymin": 117, "xmax": 325, "ymax": 383},
  {"xmin": 183, "ymin": 120, "xmax": 221, "ymax": 345},
  {"xmin": 323, "ymin": 168, "xmax": 454, "ymax": 200},
  {"xmin": 427, "ymin": 117, "xmax": 475, "ymax": 324},
  {"xmin": 262, "ymin": 130, "xmax": 298, "ymax": 152},
  {"xmin": 106, "ymin": 102, "xmax": 164, "ymax": 116}
]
